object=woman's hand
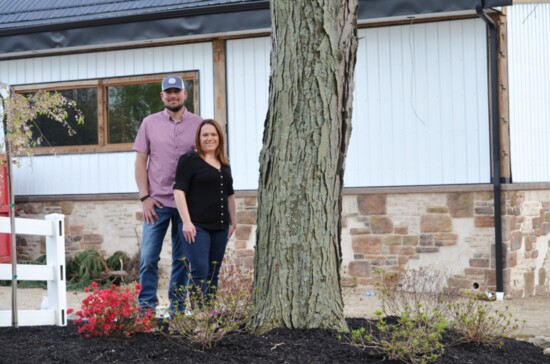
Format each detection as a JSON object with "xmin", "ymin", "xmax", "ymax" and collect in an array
[
  {"xmin": 228, "ymin": 224, "xmax": 236, "ymax": 238},
  {"xmin": 182, "ymin": 221, "xmax": 196, "ymax": 243}
]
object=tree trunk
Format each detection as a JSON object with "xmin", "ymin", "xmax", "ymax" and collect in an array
[{"xmin": 249, "ymin": 0, "xmax": 358, "ymax": 332}]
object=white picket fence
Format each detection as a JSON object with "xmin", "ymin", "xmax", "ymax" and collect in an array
[{"xmin": 0, "ymin": 214, "xmax": 66, "ymax": 326}]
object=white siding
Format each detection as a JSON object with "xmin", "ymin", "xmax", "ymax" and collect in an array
[
  {"xmin": 1, "ymin": 19, "xmax": 492, "ymax": 195},
  {"xmin": 508, "ymin": 4, "xmax": 550, "ymax": 183},
  {"xmin": 0, "ymin": 43, "xmax": 215, "ymax": 195},
  {"xmin": 226, "ymin": 37, "xmax": 270, "ymax": 190},
  {"xmin": 226, "ymin": 19, "xmax": 490, "ymax": 190},
  {"xmin": 347, "ymin": 19, "xmax": 490, "ymax": 187},
  {"xmin": 14, "ymin": 153, "xmax": 137, "ymax": 195}
]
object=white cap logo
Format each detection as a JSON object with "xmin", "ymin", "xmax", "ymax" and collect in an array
[{"xmin": 162, "ymin": 75, "xmax": 184, "ymax": 91}]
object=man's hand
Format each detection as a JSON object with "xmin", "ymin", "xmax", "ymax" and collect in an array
[{"xmin": 142, "ymin": 197, "xmax": 163, "ymax": 224}]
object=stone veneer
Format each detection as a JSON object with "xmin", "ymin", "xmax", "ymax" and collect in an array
[
  {"xmin": 13, "ymin": 189, "xmax": 550, "ymax": 298},
  {"xmin": 503, "ymin": 190, "xmax": 550, "ymax": 298}
]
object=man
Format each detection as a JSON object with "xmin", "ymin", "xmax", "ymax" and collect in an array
[{"xmin": 133, "ymin": 75, "xmax": 202, "ymax": 313}]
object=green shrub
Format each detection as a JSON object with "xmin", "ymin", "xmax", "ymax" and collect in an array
[
  {"xmin": 65, "ymin": 249, "xmax": 143, "ymax": 290},
  {"xmin": 342, "ymin": 266, "xmax": 525, "ymax": 363},
  {"xmin": 447, "ymin": 294, "xmax": 524, "ymax": 347},
  {"xmin": 105, "ymin": 251, "xmax": 130, "ymax": 271},
  {"xmin": 66, "ymin": 250, "xmax": 106, "ymax": 289},
  {"xmin": 345, "ymin": 305, "xmax": 447, "ymax": 364},
  {"xmin": 377, "ymin": 267, "xmax": 457, "ymax": 320}
]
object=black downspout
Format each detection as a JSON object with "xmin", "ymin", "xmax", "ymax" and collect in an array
[{"xmin": 476, "ymin": 3, "xmax": 504, "ymax": 298}]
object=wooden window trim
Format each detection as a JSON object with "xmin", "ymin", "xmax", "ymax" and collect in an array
[{"xmin": 13, "ymin": 71, "xmax": 199, "ymax": 155}]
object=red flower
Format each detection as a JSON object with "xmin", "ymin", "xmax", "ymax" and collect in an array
[{"xmin": 71, "ymin": 283, "xmax": 153, "ymax": 338}]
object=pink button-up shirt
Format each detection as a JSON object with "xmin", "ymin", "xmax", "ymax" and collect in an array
[{"xmin": 133, "ymin": 109, "xmax": 202, "ymax": 208}]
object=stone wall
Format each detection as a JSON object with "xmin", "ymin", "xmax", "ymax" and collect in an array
[
  {"xmin": 13, "ymin": 188, "xmax": 550, "ymax": 297},
  {"xmin": 503, "ymin": 190, "xmax": 550, "ymax": 298},
  {"xmin": 341, "ymin": 191, "xmax": 497, "ymax": 294},
  {"xmin": 15, "ymin": 200, "xmax": 143, "ymax": 261}
]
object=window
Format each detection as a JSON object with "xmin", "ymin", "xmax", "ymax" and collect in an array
[
  {"xmin": 15, "ymin": 72, "xmax": 198, "ymax": 154},
  {"xmin": 31, "ymin": 88, "xmax": 99, "ymax": 147}
]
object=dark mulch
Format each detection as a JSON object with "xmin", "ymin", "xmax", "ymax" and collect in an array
[{"xmin": 1, "ymin": 318, "xmax": 548, "ymax": 363}]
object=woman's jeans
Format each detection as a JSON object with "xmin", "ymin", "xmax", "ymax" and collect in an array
[
  {"xmin": 178, "ymin": 224, "xmax": 229, "ymax": 306},
  {"xmin": 138, "ymin": 206, "xmax": 187, "ymax": 312}
]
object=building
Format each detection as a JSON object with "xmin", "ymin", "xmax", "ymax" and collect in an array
[{"xmin": 1, "ymin": 0, "xmax": 548, "ymax": 298}]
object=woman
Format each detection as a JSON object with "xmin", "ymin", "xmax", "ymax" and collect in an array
[{"xmin": 173, "ymin": 119, "xmax": 236, "ymax": 306}]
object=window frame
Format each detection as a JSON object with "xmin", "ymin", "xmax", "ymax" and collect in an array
[{"xmin": 13, "ymin": 72, "xmax": 199, "ymax": 155}]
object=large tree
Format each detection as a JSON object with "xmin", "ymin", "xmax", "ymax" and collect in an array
[{"xmin": 249, "ymin": 0, "xmax": 358, "ymax": 332}]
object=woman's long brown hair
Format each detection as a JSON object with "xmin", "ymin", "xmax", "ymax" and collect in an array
[{"xmin": 195, "ymin": 119, "xmax": 230, "ymax": 166}]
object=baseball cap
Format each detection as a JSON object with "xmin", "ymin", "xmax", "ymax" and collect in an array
[{"xmin": 161, "ymin": 75, "xmax": 185, "ymax": 91}]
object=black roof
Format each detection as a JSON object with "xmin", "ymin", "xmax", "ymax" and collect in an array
[
  {"xmin": 0, "ymin": 0, "xmax": 261, "ymax": 31},
  {"xmin": 0, "ymin": 0, "xmax": 512, "ymax": 57}
]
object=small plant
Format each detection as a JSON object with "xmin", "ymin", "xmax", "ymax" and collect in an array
[
  {"xmin": 377, "ymin": 267, "xmax": 458, "ymax": 319},
  {"xmin": 168, "ymin": 258, "xmax": 254, "ymax": 349},
  {"xmin": 344, "ymin": 305, "xmax": 447, "ymax": 364},
  {"xmin": 341, "ymin": 267, "xmax": 455, "ymax": 363},
  {"xmin": 447, "ymin": 294, "xmax": 524, "ymax": 347},
  {"xmin": 69, "ymin": 282, "xmax": 154, "ymax": 337},
  {"xmin": 104, "ymin": 250, "xmax": 137, "ymax": 285},
  {"xmin": 105, "ymin": 251, "xmax": 130, "ymax": 271},
  {"xmin": 66, "ymin": 250, "xmax": 107, "ymax": 288},
  {"xmin": 343, "ymin": 266, "xmax": 526, "ymax": 362},
  {"xmin": 66, "ymin": 250, "xmax": 140, "ymax": 289}
]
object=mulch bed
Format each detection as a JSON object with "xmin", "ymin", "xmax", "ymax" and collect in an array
[{"xmin": 1, "ymin": 318, "xmax": 548, "ymax": 363}]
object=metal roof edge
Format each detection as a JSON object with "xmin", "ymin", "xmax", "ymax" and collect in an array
[
  {"xmin": 0, "ymin": 0, "xmax": 512, "ymax": 57},
  {"xmin": 0, "ymin": 0, "xmax": 271, "ymax": 37}
]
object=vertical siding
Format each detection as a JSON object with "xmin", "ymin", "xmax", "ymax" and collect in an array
[
  {"xmin": 508, "ymin": 4, "xmax": 550, "ymax": 182},
  {"xmin": 0, "ymin": 43, "xmax": 214, "ymax": 195},
  {"xmin": 347, "ymin": 19, "xmax": 490, "ymax": 187},
  {"xmin": 226, "ymin": 19, "xmax": 490, "ymax": 190},
  {"xmin": 226, "ymin": 37, "xmax": 270, "ymax": 190},
  {"xmin": 1, "ymin": 18, "xmax": 493, "ymax": 195}
]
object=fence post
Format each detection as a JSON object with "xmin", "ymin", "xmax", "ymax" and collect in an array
[{"xmin": 45, "ymin": 213, "xmax": 66, "ymax": 326}]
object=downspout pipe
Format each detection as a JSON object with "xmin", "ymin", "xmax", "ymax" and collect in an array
[{"xmin": 476, "ymin": 3, "xmax": 504, "ymax": 300}]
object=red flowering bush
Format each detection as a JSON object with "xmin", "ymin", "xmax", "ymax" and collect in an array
[{"xmin": 69, "ymin": 282, "xmax": 154, "ymax": 337}]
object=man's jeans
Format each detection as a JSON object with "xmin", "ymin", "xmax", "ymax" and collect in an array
[
  {"xmin": 139, "ymin": 206, "xmax": 187, "ymax": 312},
  {"xmin": 178, "ymin": 225, "xmax": 229, "ymax": 301}
]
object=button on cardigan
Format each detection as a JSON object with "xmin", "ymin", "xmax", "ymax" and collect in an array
[{"xmin": 174, "ymin": 151, "xmax": 234, "ymax": 230}]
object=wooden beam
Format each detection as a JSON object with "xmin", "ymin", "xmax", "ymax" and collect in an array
[
  {"xmin": 212, "ymin": 40, "xmax": 228, "ymax": 138},
  {"xmin": 497, "ymin": 13, "xmax": 511, "ymax": 181},
  {"xmin": 97, "ymin": 80, "xmax": 106, "ymax": 147}
]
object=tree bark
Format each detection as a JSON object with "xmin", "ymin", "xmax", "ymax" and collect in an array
[{"xmin": 249, "ymin": 0, "xmax": 358, "ymax": 332}]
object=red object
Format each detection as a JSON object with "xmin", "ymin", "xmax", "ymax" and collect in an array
[{"xmin": 0, "ymin": 160, "xmax": 11, "ymax": 263}]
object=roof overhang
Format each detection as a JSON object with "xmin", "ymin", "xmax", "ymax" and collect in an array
[
  {"xmin": 359, "ymin": 0, "xmax": 511, "ymax": 19},
  {"xmin": 0, "ymin": 0, "xmax": 512, "ymax": 59}
]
